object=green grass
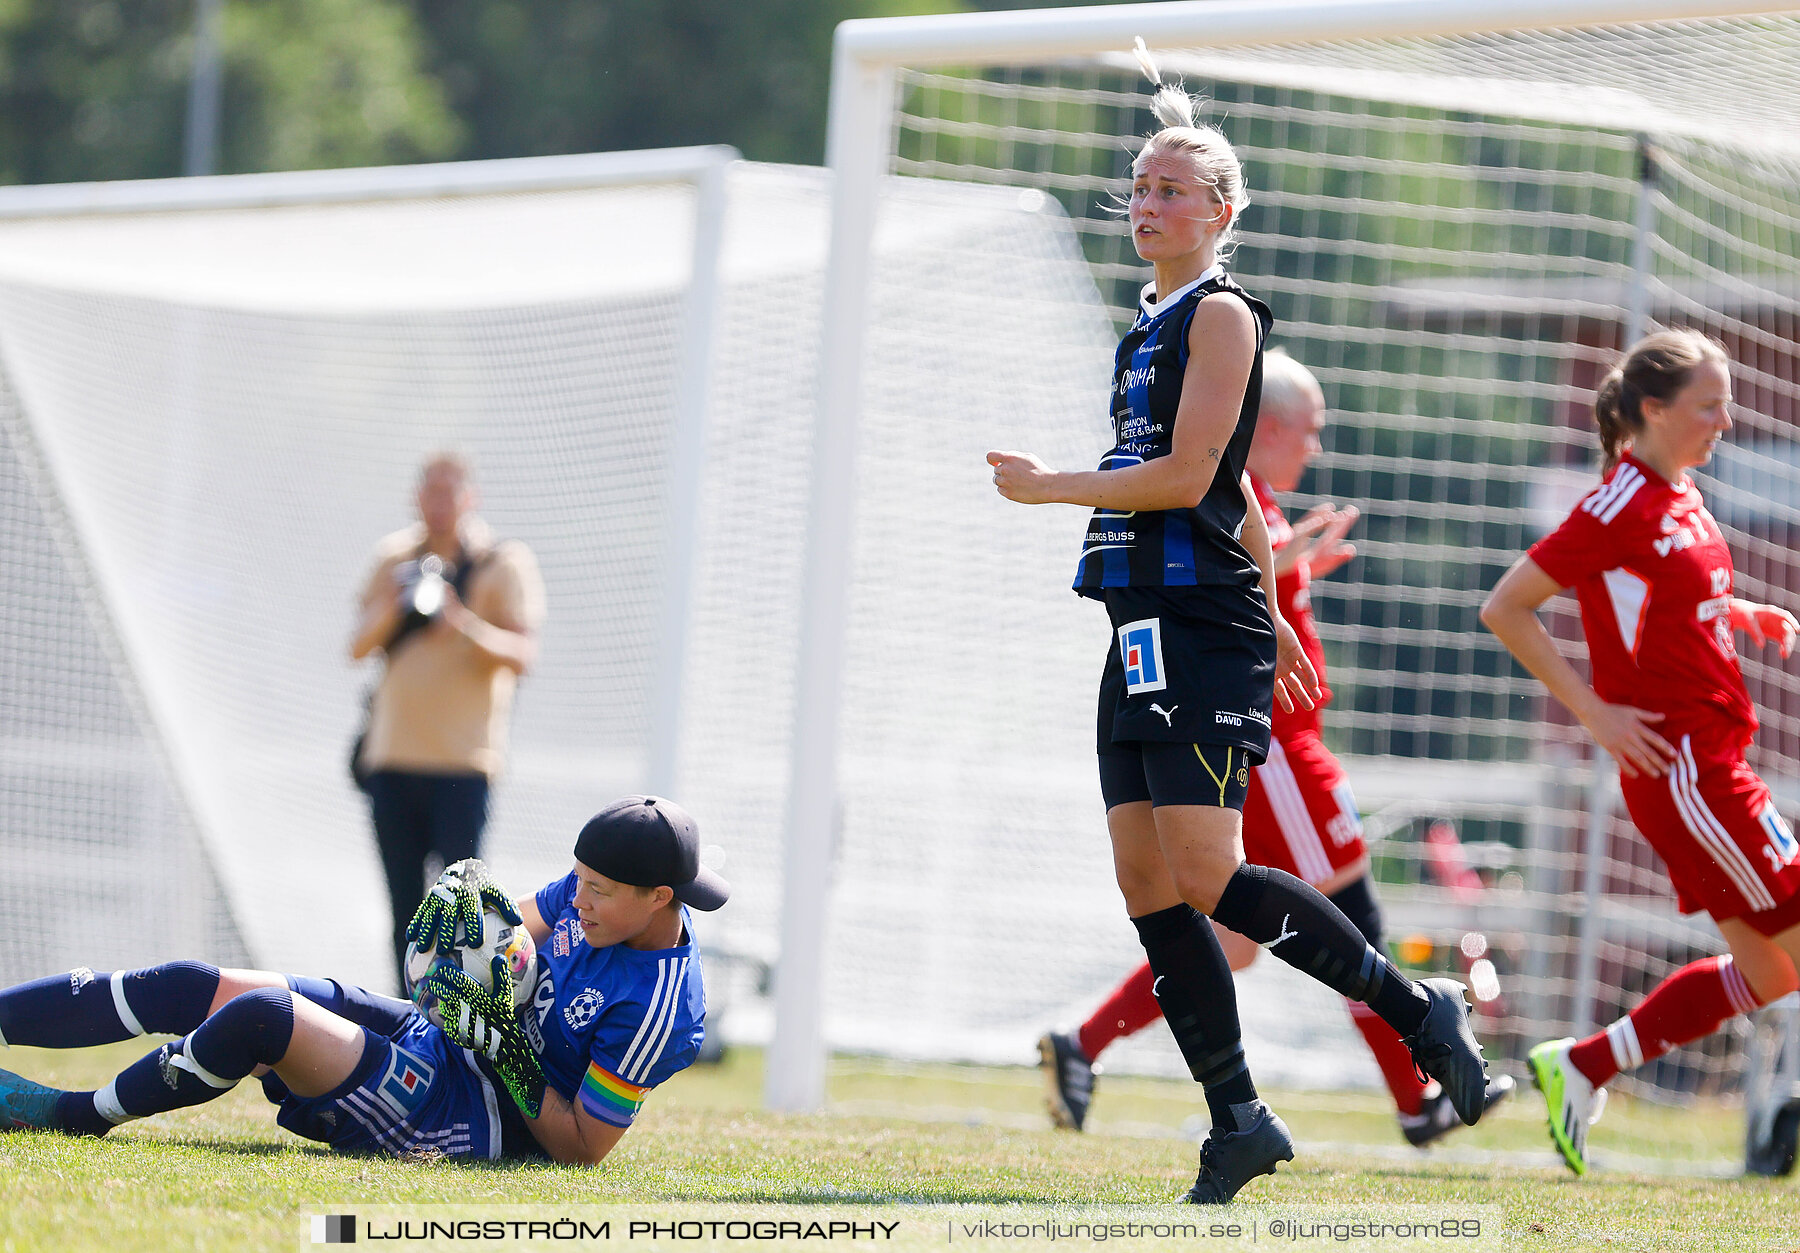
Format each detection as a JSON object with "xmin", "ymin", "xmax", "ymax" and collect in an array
[{"xmin": 2, "ymin": 1041, "xmax": 1796, "ymax": 1252}]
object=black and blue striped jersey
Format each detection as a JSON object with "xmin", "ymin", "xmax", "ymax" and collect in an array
[{"xmin": 1072, "ymin": 267, "xmax": 1274, "ymax": 596}]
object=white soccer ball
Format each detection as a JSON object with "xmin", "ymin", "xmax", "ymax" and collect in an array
[{"xmin": 404, "ymin": 905, "xmax": 538, "ymax": 1029}]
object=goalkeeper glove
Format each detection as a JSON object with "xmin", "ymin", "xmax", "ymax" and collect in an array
[
  {"xmin": 422, "ymin": 955, "xmax": 546, "ymax": 1120},
  {"xmin": 406, "ymin": 858, "xmax": 524, "ymax": 955}
]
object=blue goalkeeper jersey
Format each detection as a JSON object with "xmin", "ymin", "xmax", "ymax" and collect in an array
[{"xmin": 490, "ymin": 874, "xmax": 707, "ymax": 1153}]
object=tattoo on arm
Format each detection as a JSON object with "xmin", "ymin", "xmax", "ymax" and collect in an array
[{"xmin": 1208, "ymin": 447, "xmax": 1221, "ymax": 461}]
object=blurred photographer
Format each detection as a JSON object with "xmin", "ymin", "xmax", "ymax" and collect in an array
[{"xmin": 350, "ymin": 452, "xmax": 545, "ymax": 989}]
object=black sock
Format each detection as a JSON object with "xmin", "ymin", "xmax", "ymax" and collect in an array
[
  {"xmin": 1132, "ymin": 903, "xmax": 1259, "ymax": 1131},
  {"xmin": 1211, "ymin": 864, "xmax": 1430, "ymax": 1037}
]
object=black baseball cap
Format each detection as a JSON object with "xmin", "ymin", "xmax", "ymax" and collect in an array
[{"xmin": 573, "ymin": 795, "xmax": 729, "ymax": 911}]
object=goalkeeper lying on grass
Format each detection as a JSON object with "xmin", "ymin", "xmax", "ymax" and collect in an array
[{"xmin": 0, "ymin": 795, "xmax": 725, "ymax": 1165}]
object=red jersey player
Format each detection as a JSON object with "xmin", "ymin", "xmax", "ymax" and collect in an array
[
  {"xmin": 1039, "ymin": 349, "xmax": 1512, "ymax": 1145},
  {"xmin": 1482, "ymin": 329, "xmax": 1800, "ymax": 1175}
]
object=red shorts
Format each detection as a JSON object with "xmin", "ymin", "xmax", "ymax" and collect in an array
[
  {"xmin": 1242, "ymin": 728, "xmax": 1367, "ymax": 886},
  {"xmin": 1619, "ymin": 732, "xmax": 1800, "ymax": 937}
]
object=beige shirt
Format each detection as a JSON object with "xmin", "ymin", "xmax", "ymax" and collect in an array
[{"xmin": 357, "ymin": 521, "xmax": 546, "ymax": 777}]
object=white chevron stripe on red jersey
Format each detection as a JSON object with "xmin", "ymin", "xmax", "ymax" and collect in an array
[{"xmin": 1582, "ymin": 464, "xmax": 1647, "ymax": 525}]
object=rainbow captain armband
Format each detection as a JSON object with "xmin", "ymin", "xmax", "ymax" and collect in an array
[{"xmin": 579, "ymin": 1061, "xmax": 650, "ymax": 1127}]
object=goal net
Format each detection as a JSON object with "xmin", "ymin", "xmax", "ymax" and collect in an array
[
  {"xmin": 0, "ymin": 152, "xmax": 737, "ymax": 989},
  {"xmin": 0, "ymin": 151, "xmax": 1114, "ymax": 1027},
  {"xmin": 781, "ymin": 2, "xmax": 1800, "ymax": 1173}
]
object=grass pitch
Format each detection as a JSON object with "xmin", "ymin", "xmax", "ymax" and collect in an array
[{"xmin": 1, "ymin": 1040, "xmax": 1795, "ymax": 1252}]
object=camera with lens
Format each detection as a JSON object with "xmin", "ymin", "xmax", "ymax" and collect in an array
[{"xmin": 388, "ymin": 554, "xmax": 452, "ymax": 648}]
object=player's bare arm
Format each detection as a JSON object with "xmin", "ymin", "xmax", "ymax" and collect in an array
[
  {"xmin": 1240, "ymin": 473, "xmax": 1318, "ymax": 714},
  {"xmin": 1729, "ymin": 598, "xmax": 1798, "ymax": 659},
  {"xmin": 987, "ymin": 295, "xmax": 1255, "ymax": 510},
  {"xmin": 522, "ymin": 1084, "xmax": 630, "ymax": 1166},
  {"xmin": 1275, "ymin": 503, "xmax": 1358, "ymax": 580},
  {"xmin": 517, "ymin": 895, "xmax": 552, "ymax": 948},
  {"xmin": 1481, "ymin": 555, "xmax": 1675, "ymax": 778}
]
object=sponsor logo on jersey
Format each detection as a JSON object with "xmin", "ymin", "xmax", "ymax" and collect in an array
[
  {"xmin": 1117, "ymin": 618, "xmax": 1168, "ymax": 695},
  {"xmin": 1696, "ymin": 594, "xmax": 1732, "ymax": 623},
  {"xmin": 1216, "ymin": 707, "xmax": 1273, "ymax": 728},
  {"xmin": 564, "ymin": 989, "xmax": 605, "ymax": 1032},
  {"xmin": 69, "ymin": 966, "xmax": 94, "ymax": 993},
  {"xmin": 1654, "ymin": 514, "xmax": 1709, "ymax": 557},
  {"xmin": 554, "ymin": 917, "xmax": 582, "ymax": 958},
  {"xmin": 1119, "ymin": 414, "xmax": 1162, "ymax": 443},
  {"xmin": 375, "ymin": 1047, "xmax": 435, "ymax": 1118},
  {"xmin": 1116, "ymin": 364, "xmax": 1156, "ymax": 394},
  {"xmin": 533, "ymin": 970, "xmax": 557, "ymax": 1020}
]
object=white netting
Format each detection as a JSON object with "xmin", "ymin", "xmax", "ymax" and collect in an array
[
  {"xmin": 0, "ymin": 163, "xmax": 1123, "ymax": 1031},
  {"xmin": 0, "ymin": 181, "xmax": 703, "ymax": 990},
  {"xmin": 0, "ymin": 367, "xmax": 246, "ymax": 982},
  {"xmin": 874, "ymin": 10, "xmax": 1800, "ymax": 1170}
]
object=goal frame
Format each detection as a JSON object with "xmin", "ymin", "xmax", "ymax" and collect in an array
[{"xmin": 770, "ymin": 0, "xmax": 1800, "ymax": 1112}]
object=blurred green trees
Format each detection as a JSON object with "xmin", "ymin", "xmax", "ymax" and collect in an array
[
  {"xmin": 0, "ymin": 0, "xmax": 459, "ymax": 183},
  {"xmin": 0, "ymin": 0, "xmax": 1144, "ymax": 184},
  {"xmin": 397, "ymin": 1, "xmax": 943, "ymax": 168}
]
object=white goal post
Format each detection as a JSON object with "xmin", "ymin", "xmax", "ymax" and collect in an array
[{"xmin": 772, "ymin": 0, "xmax": 1800, "ymax": 1137}]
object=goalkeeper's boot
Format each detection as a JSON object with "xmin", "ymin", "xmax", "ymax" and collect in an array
[
  {"xmin": 1399, "ymin": 1073, "xmax": 1515, "ymax": 1147},
  {"xmin": 1403, "ymin": 978, "xmax": 1489, "ymax": 1127},
  {"xmin": 1528, "ymin": 1037, "xmax": 1607, "ymax": 1176},
  {"xmin": 0, "ymin": 1067, "xmax": 62, "ymax": 1132},
  {"xmin": 1038, "ymin": 1030, "xmax": 1096, "ymax": 1132},
  {"xmin": 1182, "ymin": 1102, "xmax": 1294, "ymax": 1204}
]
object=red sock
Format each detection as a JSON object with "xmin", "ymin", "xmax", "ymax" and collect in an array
[
  {"xmin": 1348, "ymin": 1000, "xmax": 1427, "ymax": 1116},
  {"xmin": 1568, "ymin": 955, "xmax": 1765, "ymax": 1088},
  {"xmin": 1078, "ymin": 962, "xmax": 1162, "ymax": 1061}
]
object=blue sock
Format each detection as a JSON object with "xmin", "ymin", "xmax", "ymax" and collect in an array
[
  {"xmin": 285, "ymin": 974, "xmax": 357, "ymax": 1018},
  {"xmin": 60, "ymin": 987, "xmax": 294, "ymax": 1136},
  {"xmin": 286, "ymin": 974, "xmax": 413, "ymax": 1032},
  {"xmin": 0, "ymin": 962, "xmax": 219, "ymax": 1048}
]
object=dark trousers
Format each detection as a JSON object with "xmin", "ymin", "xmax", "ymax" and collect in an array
[{"xmin": 365, "ymin": 769, "xmax": 491, "ymax": 992}]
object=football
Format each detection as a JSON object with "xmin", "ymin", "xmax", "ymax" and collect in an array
[{"xmin": 404, "ymin": 904, "xmax": 538, "ymax": 1029}]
